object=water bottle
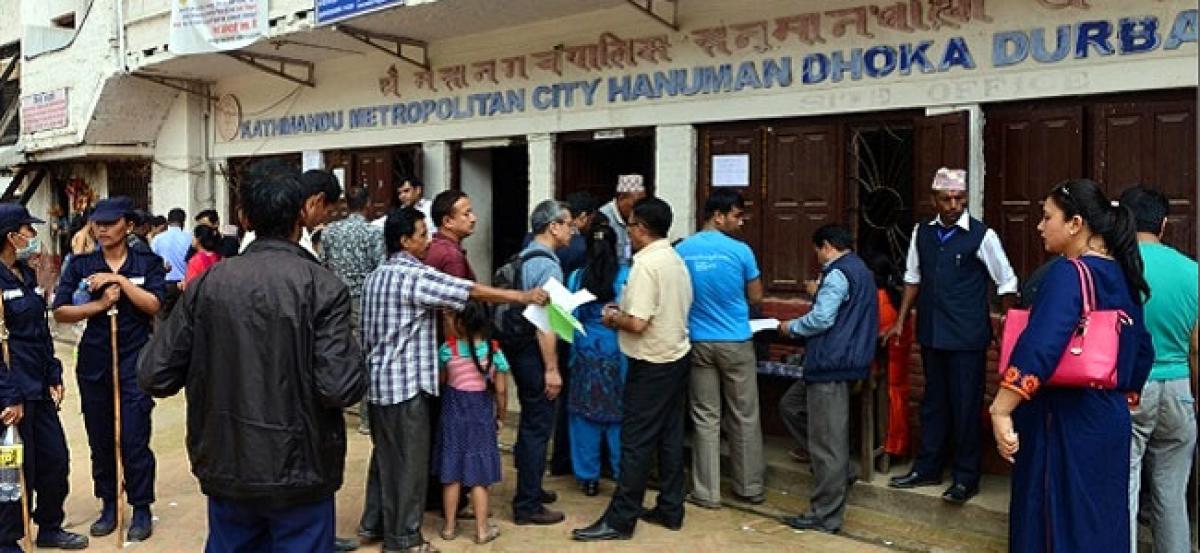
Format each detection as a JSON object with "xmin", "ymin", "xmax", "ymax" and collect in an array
[
  {"xmin": 72, "ymin": 279, "xmax": 90, "ymax": 306},
  {"xmin": 0, "ymin": 425, "xmax": 23, "ymax": 503}
]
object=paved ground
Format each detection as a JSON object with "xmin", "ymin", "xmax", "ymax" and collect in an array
[{"xmin": 41, "ymin": 341, "xmax": 888, "ymax": 552}]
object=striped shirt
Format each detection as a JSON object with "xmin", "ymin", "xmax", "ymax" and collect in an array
[{"xmin": 361, "ymin": 251, "xmax": 472, "ymax": 405}]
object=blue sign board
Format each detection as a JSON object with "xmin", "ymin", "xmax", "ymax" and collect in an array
[{"xmin": 316, "ymin": 0, "xmax": 405, "ymax": 25}]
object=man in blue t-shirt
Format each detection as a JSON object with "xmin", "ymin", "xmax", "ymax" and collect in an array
[
  {"xmin": 675, "ymin": 189, "xmax": 765, "ymax": 508},
  {"xmin": 1119, "ymin": 187, "xmax": 1198, "ymax": 553}
]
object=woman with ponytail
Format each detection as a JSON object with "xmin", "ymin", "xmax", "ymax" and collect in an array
[
  {"xmin": 989, "ymin": 178, "xmax": 1154, "ymax": 551},
  {"xmin": 565, "ymin": 223, "xmax": 629, "ymax": 496}
]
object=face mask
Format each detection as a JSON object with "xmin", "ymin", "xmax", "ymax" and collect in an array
[{"xmin": 14, "ymin": 236, "xmax": 38, "ymax": 261}]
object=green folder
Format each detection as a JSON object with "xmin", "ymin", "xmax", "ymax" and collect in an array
[{"xmin": 547, "ymin": 303, "xmax": 585, "ymax": 343}]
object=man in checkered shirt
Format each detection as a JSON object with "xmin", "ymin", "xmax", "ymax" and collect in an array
[{"xmin": 356, "ymin": 206, "xmax": 547, "ymax": 553}]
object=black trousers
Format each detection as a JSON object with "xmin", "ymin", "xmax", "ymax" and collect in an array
[
  {"xmin": 549, "ymin": 343, "xmax": 572, "ymax": 475},
  {"xmin": 0, "ymin": 401, "xmax": 70, "ymax": 544},
  {"xmin": 602, "ymin": 353, "xmax": 689, "ymax": 533},
  {"xmin": 360, "ymin": 395, "xmax": 432, "ymax": 551},
  {"xmin": 78, "ymin": 376, "xmax": 155, "ymax": 506},
  {"xmin": 912, "ymin": 348, "xmax": 985, "ymax": 488}
]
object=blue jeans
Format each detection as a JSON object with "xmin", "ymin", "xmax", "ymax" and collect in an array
[
  {"xmin": 205, "ymin": 496, "xmax": 333, "ymax": 552},
  {"xmin": 509, "ymin": 343, "xmax": 556, "ymax": 519}
]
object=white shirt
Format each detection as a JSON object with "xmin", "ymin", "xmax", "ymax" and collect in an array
[
  {"xmin": 372, "ymin": 198, "xmax": 434, "ymax": 240},
  {"xmin": 239, "ymin": 229, "xmax": 317, "ymax": 257},
  {"xmin": 903, "ymin": 210, "xmax": 1019, "ymax": 295}
]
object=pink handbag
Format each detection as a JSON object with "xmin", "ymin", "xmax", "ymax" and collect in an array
[{"xmin": 998, "ymin": 258, "xmax": 1132, "ymax": 390}]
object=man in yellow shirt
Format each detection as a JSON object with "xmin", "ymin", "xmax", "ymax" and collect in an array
[{"xmin": 572, "ymin": 197, "xmax": 693, "ymax": 542}]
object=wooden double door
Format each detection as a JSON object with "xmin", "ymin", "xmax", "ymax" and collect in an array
[
  {"xmin": 985, "ymin": 89, "xmax": 1197, "ymax": 281},
  {"xmin": 325, "ymin": 146, "xmax": 422, "ymax": 220},
  {"xmin": 699, "ymin": 112, "xmax": 967, "ymax": 296}
]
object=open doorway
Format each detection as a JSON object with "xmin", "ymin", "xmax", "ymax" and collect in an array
[
  {"xmin": 458, "ymin": 141, "xmax": 528, "ymax": 283},
  {"xmin": 557, "ymin": 128, "xmax": 655, "ymax": 203}
]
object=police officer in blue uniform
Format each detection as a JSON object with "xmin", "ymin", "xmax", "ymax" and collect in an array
[
  {"xmin": 0, "ymin": 204, "xmax": 88, "ymax": 551},
  {"xmin": 52, "ymin": 197, "xmax": 164, "ymax": 543}
]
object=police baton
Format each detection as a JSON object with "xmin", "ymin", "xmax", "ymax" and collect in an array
[{"xmin": 108, "ymin": 306, "xmax": 124, "ymax": 548}]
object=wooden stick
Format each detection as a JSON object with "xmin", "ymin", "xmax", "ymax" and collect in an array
[
  {"xmin": 109, "ymin": 308, "xmax": 124, "ymax": 548},
  {"xmin": 18, "ymin": 464, "xmax": 30, "ymax": 552}
]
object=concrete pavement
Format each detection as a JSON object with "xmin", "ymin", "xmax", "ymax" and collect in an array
[{"xmin": 42, "ymin": 341, "xmax": 886, "ymax": 552}]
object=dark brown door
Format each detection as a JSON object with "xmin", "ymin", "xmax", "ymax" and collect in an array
[
  {"xmin": 984, "ymin": 105, "xmax": 1085, "ymax": 280},
  {"xmin": 697, "ymin": 125, "xmax": 763, "ymax": 255},
  {"xmin": 355, "ymin": 150, "xmax": 392, "ymax": 219},
  {"xmin": 1093, "ymin": 99, "xmax": 1196, "ymax": 256},
  {"xmin": 763, "ymin": 122, "xmax": 843, "ymax": 293},
  {"xmin": 913, "ymin": 112, "xmax": 969, "ymax": 224}
]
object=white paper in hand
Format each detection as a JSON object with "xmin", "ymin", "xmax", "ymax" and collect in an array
[
  {"xmin": 522, "ymin": 277, "xmax": 597, "ymax": 334},
  {"xmin": 749, "ymin": 318, "xmax": 781, "ymax": 333}
]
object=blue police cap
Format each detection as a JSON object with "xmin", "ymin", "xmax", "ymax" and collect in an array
[
  {"xmin": 90, "ymin": 197, "xmax": 135, "ymax": 224},
  {"xmin": 0, "ymin": 203, "xmax": 44, "ymax": 235}
]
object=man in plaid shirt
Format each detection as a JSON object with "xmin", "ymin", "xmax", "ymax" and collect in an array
[{"xmin": 357, "ymin": 207, "xmax": 547, "ymax": 553}]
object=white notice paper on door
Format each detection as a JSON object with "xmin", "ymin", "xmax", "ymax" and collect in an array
[{"xmin": 712, "ymin": 154, "xmax": 750, "ymax": 187}]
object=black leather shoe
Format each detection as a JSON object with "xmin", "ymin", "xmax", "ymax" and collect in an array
[
  {"xmin": 540, "ymin": 490, "xmax": 558, "ymax": 504},
  {"xmin": 514, "ymin": 508, "xmax": 565, "ymax": 526},
  {"xmin": 942, "ymin": 483, "xmax": 978, "ymax": 504},
  {"xmin": 782, "ymin": 514, "xmax": 839, "ymax": 534},
  {"xmin": 888, "ymin": 471, "xmax": 942, "ymax": 489},
  {"xmin": 35, "ymin": 528, "xmax": 89, "ymax": 550},
  {"xmin": 571, "ymin": 520, "xmax": 632, "ymax": 542},
  {"xmin": 582, "ymin": 481, "xmax": 599, "ymax": 497},
  {"xmin": 89, "ymin": 502, "xmax": 116, "ymax": 537},
  {"xmin": 732, "ymin": 491, "xmax": 766, "ymax": 505},
  {"xmin": 127, "ymin": 506, "xmax": 153, "ymax": 542},
  {"xmin": 357, "ymin": 528, "xmax": 382, "ymax": 544},
  {"xmin": 335, "ymin": 537, "xmax": 360, "ymax": 551},
  {"xmin": 639, "ymin": 509, "xmax": 682, "ymax": 531}
]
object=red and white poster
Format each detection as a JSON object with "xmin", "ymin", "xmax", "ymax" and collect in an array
[
  {"xmin": 170, "ymin": 0, "xmax": 267, "ymax": 55},
  {"xmin": 20, "ymin": 88, "xmax": 69, "ymax": 134}
]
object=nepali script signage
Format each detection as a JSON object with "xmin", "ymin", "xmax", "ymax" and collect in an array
[
  {"xmin": 170, "ymin": 0, "xmax": 268, "ymax": 55},
  {"xmin": 20, "ymin": 88, "xmax": 68, "ymax": 134},
  {"xmin": 236, "ymin": 5, "xmax": 1199, "ymax": 141},
  {"xmin": 316, "ymin": 0, "xmax": 407, "ymax": 25}
]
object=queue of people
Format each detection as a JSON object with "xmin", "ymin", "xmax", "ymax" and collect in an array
[{"xmin": 0, "ymin": 156, "xmax": 1187, "ymax": 553}]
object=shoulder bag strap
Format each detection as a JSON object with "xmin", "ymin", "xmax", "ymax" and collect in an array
[{"xmin": 1069, "ymin": 258, "xmax": 1097, "ymax": 317}]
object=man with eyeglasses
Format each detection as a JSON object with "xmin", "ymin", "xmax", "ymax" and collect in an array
[{"xmin": 506, "ymin": 200, "xmax": 572, "ymax": 526}]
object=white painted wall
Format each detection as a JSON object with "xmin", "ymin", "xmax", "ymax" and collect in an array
[
  {"xmin": 655, "ymin": 124, "xmax": 697, "ymax": 240},
  {"xmin": 152, "ymin": 91, "xmax": 209, "ymax": 217},
  {"xmin": 421, "ymin": 141, "xmax": 451, "ymax": 198},
  {"xmin": 459, "ymin": 148, "xmax": 493, "ymax": 284},
  {"xmin": 526, "ymin": 134, "xmax": 554, "ymax": 218}
]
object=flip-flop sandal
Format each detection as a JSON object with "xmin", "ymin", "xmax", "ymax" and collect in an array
[
  {"xmin": 439, "ymin": 526, "xmax": 457, "ymax": 541},
  {"xmin": 473, "ymin": 525, "xmax": 501, "ymax": 545}
]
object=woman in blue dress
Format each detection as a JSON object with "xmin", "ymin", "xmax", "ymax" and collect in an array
[
  {"xmin": 989, "ymin": 179, "xmax": 1153, "ymax": 552},
  {"xmin": 566, "ymin": 223, "xmax": 630, "ymax": 497}
]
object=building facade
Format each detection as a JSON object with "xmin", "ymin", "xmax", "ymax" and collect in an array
[{"xmin": 1, "ymin": 0, "xmax": 1197, "ymax": 456}]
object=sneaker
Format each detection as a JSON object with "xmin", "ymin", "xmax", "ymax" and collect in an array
[{"xmin": 35, "ymin": 528, "xmax": 89, "ymax": 550}]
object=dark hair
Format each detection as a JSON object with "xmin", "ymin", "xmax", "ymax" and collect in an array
[
  {"xmin": 1117, "ymin": 186, "xmax": 1169, "ymax": 235},
  {"xmin": 581, "ymin": 224, "xmax": 620, "ymax": 303},
  {"xmin": 565, "ymin": 191, "xmax": 597, "ymax": 218},
  {"xmin": 1049, "ymin": 179, "xmax": 1150, "ymax": 303},
  {"xmin": 400, "ymin": 176, "xmax": 425, "ymax": 191},
  {"xmin": 348, "ymin": 187, "xmax": 371, "ymax": 212},
  {"xmin": 151, "ymin": 215, "xmax": 167, "ymax": 228},
  {"xmin": 703, "ymin": 188, "xmax": 745, "ymax": 220},
  {"xmin": 194, "ymin": 209, "xmax": 219, "ymax": 225},
  {"xmin": 812, "ymin": 224, "xmax": 853, "ymax": 251},
  {"xmin": 866, "ymin": 251, "xmax": 901, "ymax": 308},
  {"xmin": 300, "ymin": 169, "xmax": 342, "ymax": 204},
  {"xmin": 241, "ymin": 164, "xmax": 303, "ymax": 239},
  {"xmin": 630, "ymin": 197, "xmax": 671, "ymax": 239},
  {"xmin": 431, "ymin": 190, "xmax": 467, "ymax": 229},
  {"xmin": 167, "ymin": 208, "xmax": 186, "ymax": 225},
  {"xmin": 384, "ymin": 206, "xmax": 424, "ymax": 255},
  {"xmin": 455, "ymin": 302, "xmax": 497, "ymax": 378},
  {"xmin": 193, "ymin": 224, "xmax": 221, "ymax": 252}
]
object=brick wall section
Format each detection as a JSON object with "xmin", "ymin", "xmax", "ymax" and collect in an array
[{"xmin": 761, "ymin": 297, "xmax": 1010, "ymax": 474}]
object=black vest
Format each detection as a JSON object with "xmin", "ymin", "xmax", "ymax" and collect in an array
[
  {"xmin": 804, "ymin": 252, "xmax": 879, "ymax": 382},
  {"xmin": 915, "ymin": 218, "xmax": 992, "ymax": 350}
]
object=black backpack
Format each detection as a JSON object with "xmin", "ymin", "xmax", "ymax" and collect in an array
[{"xmin": 492, "ymin": 249, "xmax": 555, "ymax": 351}]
